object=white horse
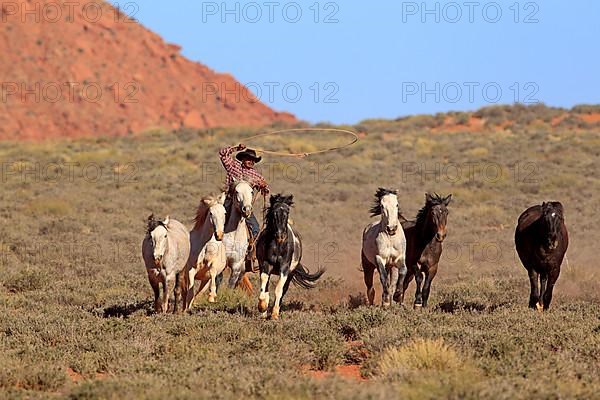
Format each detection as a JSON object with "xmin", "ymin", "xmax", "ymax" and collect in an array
[
  {"xmin": 361, "ymin": 188, "xmax": 408, "ymax": 306},
  {"xmin": 222, "ymin": 180, "xmax": 254, "ymax": 290},
  {"xmin": 184, "ymin": 193, "xmax": 227, "ymax": 310},
  {"xmin": 142, "ymin": 215, "xmax": 191, "ymax": 313}
]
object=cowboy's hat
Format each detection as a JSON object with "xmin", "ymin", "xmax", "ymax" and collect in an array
[{"xmin": 236, "ymin": 149, "xmax": 262, "ymax": 163}]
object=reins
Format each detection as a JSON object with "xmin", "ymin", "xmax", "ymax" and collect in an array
[{"xmin": 254, "ymin": 191, "xmax": 267, "ymax": 231}]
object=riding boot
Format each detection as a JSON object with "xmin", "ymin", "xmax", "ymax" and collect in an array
[
  {"xmin": 245, "ymin": 236, "xmax": 258, "ymax": 273},
  {"xmin": 245, "ymin": 213, "xmax": 260, "ymax": 273}
]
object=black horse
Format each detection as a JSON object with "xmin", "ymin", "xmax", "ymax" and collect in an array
[
  {"xmin": 515, "ymin": 202, "xmax": 568, "ymax": 311},
  {"xmin": 394, "ymin": 193, "xmax": 452, "ymax": 308},
  {"xmin": 256, "ymin": 194, "xmax": 325, "ymax": 319}
]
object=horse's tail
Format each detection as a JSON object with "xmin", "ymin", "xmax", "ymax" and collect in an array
[
  {"xmin": 290, "ymin": 263, "xmax": 325, "ymax": 289},
  {"xmin": 238, "ymin": 273, "xmax": 254, "ymax": 295}
]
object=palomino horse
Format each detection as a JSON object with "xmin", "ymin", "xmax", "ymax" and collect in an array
[
  {"xmin": 394, "ymin": 193, "xmax": 452, "ymax": 308},
  {"xmin": 184, "ymin": 193, "xmax": 227, "ymax": 310},
  {"xmin": 222, "ymin": 179, "xmax": 255, "ymax": 290},
  {"xmin": 142, "ymin": 215, "xmax": 190, "ymax": 313},
  {"xmin": 515, "ymin": 201, "xmax": 568, "ymax": 311},
  {"xmin": 256, "ymin": 194, "xmax": 325, "ymax": 319},
  {"xmin": 361, "ymin": 188, "xmax": 407, "ymax": 307}
]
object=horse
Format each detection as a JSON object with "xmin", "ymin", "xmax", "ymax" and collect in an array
[
  {"xmin": 515, "ymin": 201, "xmax": 568, "ymax": 311},
  {"xmin": 393, "ymin": 193, "xmax": 452, "ymax": 308},
  {"xmin": 361, "ymin": 188, "xmax": 408, "ymax": 307},
  {"xmin": 256, "ymin": 194, "xmax": 325, "ymax": 319},
  {"xmin": 142, "ymin": 215, "xmax": 191, "ymax": 313},
  {"xmin": 222, "ymin": 179, "xmax": 255, "ymax": 292},
  {"xmin": 183, "ymin": 193, "xmax": 227, "ymax": 310}
]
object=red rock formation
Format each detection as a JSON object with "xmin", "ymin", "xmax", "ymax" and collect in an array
[{"xmin": 0, "ymin": 0, "xmax": 295, "ymax": 140}]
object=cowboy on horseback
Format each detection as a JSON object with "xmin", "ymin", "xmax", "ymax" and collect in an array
[{"xmin": 219, "ymin": 144, "xmax": 269, "ymax": 268}]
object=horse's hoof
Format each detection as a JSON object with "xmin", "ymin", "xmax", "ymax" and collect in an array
[
  {"xmin": 382, "ymin": 301, "xmax": 391, "ymax": 308},
  {"xmin": 414, "ymin": 303, "xmax": 423, "ymax": 310},
  {"xmin": 258, "ymin": 299, "xmax": 268, "ymax": 313},
  {"xmin": 261, "ymin": 311, "xmax": 268, "ymax": 319},
  {"xmin": 271, "ymin": 305, "xmax": 280, "ymax": 320},
  {"xmin": 536, "ymin": 302, "xmax": 543, "ymax": 312},
  {"xmin": 208, "ymin": 296, "xmax": 216, "ymax": 303}
]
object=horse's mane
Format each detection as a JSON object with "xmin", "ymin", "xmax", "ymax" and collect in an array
[
  {"xmin": 415, "ymin": 193, "xmax": 446, "ymax": 227},
  {"xmin": 517, "ymin": 202, "xmax": 564, "ymax": 233},
  {"xmin": 266, "ymin": 194, "xmax": 294, "ymax": 224},
  {"xmin": 146, "ymin": 214, "xmax": 166, "ymax": 235},
  {"xmin": 222, "ymin": 179, "xmax": 252, "ymax": 224},
  {"xmin": 369, "ymin": 188, "xmax": 398, "ymax": 217},
  {"xmin": 516, "ymin": 205, "xmax": 541, "ymax": 232},
  {"xmin": 225, "ymin": 178, "xmax": 251, "ymax": 194},
  {"xmin": 193, "ymin": 195, "xmax": 220, "ymax": 230}
]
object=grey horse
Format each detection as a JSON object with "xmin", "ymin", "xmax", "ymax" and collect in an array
[{"xmin": 142, "ymin": 215, "xmax": 191, "ymax": 313}]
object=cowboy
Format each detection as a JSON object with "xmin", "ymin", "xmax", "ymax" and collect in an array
[{"xmin": 219, "ymin": 143, "xmax": 269, "ymax": 246}]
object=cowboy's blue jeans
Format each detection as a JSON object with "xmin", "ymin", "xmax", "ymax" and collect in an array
[{"xmin": 247, "ymin": 213, "xmax": 259, "ymax": 239}]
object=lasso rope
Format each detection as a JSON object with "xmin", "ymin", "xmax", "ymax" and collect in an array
[
  {"xmin": 243, "ymin": 128, "xmax": 359, "ymax": 230},
  {"xmin": 242, "ymin": 128, "xmax": 359, "ymax": 158}
]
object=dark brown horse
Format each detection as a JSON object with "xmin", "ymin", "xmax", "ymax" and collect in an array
[
  {"xmin": 393, "ymin": 193, "xmax": 452, "ymax": 308},
  {"xmin": 515, "ymin": 202, "xmax": 568, "ymax": 311}
]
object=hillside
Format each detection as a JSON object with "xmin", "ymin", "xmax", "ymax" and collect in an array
[{"xmin": 0, "ymin": 0, "xmax": 295, "ymax": 140}]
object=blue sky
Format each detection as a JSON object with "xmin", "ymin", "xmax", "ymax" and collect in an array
[{"xmin": 111, "ymin": 1, "xmax": 600, "ymax": 124}]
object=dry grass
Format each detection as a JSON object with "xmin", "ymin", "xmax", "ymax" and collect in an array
[
  {"xmin": 1, "ymin": 105, "xmax": 600, "ymax": 398},
  {"xmin": 378, "ymin": 338, "xmax": 466, "ymax": 377}
]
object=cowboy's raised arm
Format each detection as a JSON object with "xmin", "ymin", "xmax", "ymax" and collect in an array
[{"xmin": 219, "ymin": 143, "xmax": 245, "ymax": 170}]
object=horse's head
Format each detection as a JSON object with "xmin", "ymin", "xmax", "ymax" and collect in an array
[
  {"xmin": 232, "ymin": 179, "xmax": 253, "ymax": 218},
  {"xmin": 209, "ymin": 193, "xmax": 227, "ymax": 241},
  {"xmin": 268, "ymin": 194, "xmax": 294, "ymax": 244},
  {"xmin": 425, "ymin": 193, "xmax": 452, "ymax": 242},
  {"xmin": 147, "ymin": 214, "xmax": 170, "ymax": 265},
  {"xmin": 371, "ymin": 188, "xmax": 400, "ymax": 236},
  {"xmin": 541, "ymin": 201, "xmax": 564, "ymax": 250}
]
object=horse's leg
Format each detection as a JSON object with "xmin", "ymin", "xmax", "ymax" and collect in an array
[
  {"xmin": 238, "ymin": 273, "xmax": 254, "ymax": 295},
  {"xmin": 538, "ymin": 272, "xmax": 548, "ymax": 311},
  {"xmin": 375, "ymin": 255, "xmax": 390, "ymax": 307},
  {"xmin": 542, "ymin": 267, "xmax": 559, "ymax": 310},
  {"xmin": 180, "ymin": 267, "xmax": 189, "ymax": 311},
  {"xmin": 394, "ymin": 257, "xmax": 408, "ymax": 305},
  {"xmin": 184, "ymin": 264, "xmax": 198, "ymax": 311},
  {"xmin": 228, "ymin": 259, "xmax": 245, "ymax": 289},
  {"xmin": 148, "ymin": 274, "xmax": 161, "ymax": 313},
  {"xmin": 189, "ymin": 278, "xmax": 210, "ymax": 305},
  {"xmin": 216, "ymin": 272, "xmax": 224, "ymax": 289},
  {"xmin": 396, "ymin": 266, "xmax": 414, "ymax": 305},
  {"xmin": 421, "ymin": 264, "xmax": 438, "ymax": 308},
  {"xmin": 208, "ymin": 262, "xmax": 218, "ymax": 303},
  {"xmin": 258, "ymin": 262, "xmax": 272, "ymax": 319},
  {"xmin": 161, "ymin": 273, "xmax": 172, "ymax": 313},
  {"xmin": 527, "ymin": 268, "xmax": 540, "ymax": 310},
  {"xmin": 271, "ymin": 272, "xmax": 289, "ymax": 320},
  {"xmin": 282, "ymin": 273, "xmax": 293, "ymax": 299},
  {"xmin": 362, "ymin": 252, "xmax": 375, "ymax": 306},
  {"xmin": 173, "ymin": 272, "xmax": 182, "ymax": 314},
  {"xmin": 413, "ymin": 263, "xmax": 424, "ymax": 308},
  {"xmin": 389, "ymin": 265, "xmax": 399, "ymax": 306}
]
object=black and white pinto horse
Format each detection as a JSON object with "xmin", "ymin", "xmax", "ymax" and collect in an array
[{"xmin": 256, "ymin": 194, "xmax": 325, "ymax": 319}]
